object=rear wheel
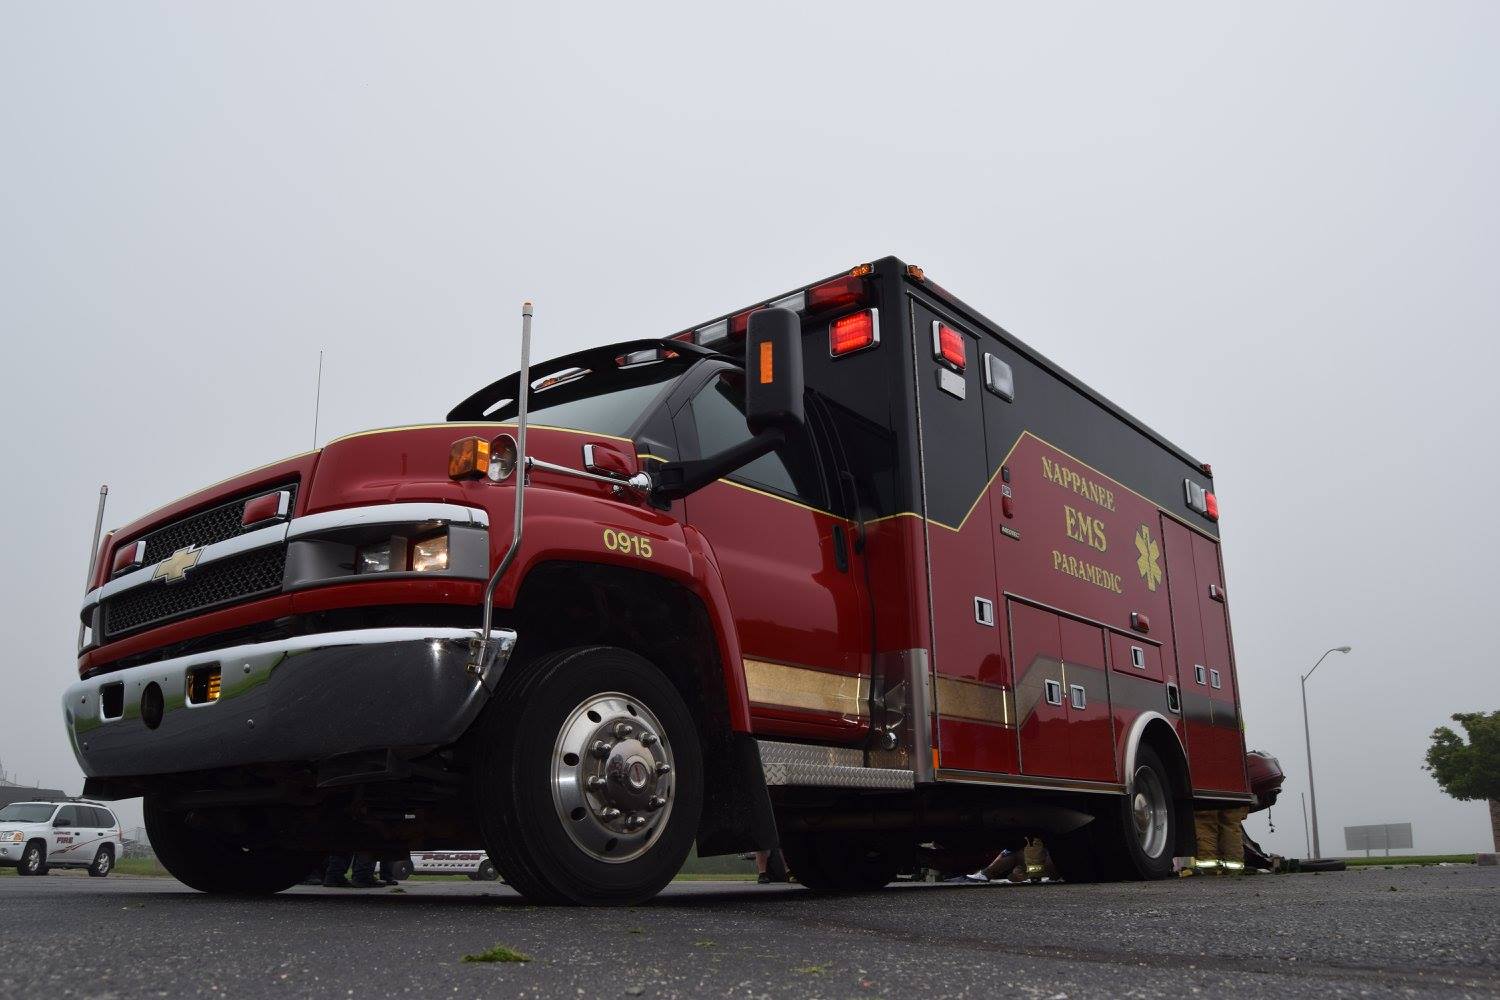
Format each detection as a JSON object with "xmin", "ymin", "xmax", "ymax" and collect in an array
[
  {"xmin": 471, "ymin": 646, "xmax": 703, "ymax": 905},
  {"xmin": 17, "ymin": 841, "xmax": 46, "ymax": 876},
  {"xmin": 88, "ymin": 846, "xmax": 113, "ymax": 877},
  {"xmin": 1098, "ymin": 745, "xmax": 1177, "ymax": 880},
  {"xmin": 781, "ymin": 833, "xmax": 905, "ymax": 892},
  {"xmin": 144, "ymin": 798, "xmax": 319, "ymax": 895},
  {"xmin": 469, "ymin": 859, "xmax": 500, "ymax": 882},
  {"xmin": 1056, "ymin": 745, "xmax": 1178, "ymax": 882}
]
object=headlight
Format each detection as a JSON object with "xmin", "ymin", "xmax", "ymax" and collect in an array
[
  {"xmin": 3, "ymin": 831, "xmax": 23, "ymax": 843},
  {"xmin": 356, "ymin": 541, "xmax": 393, "ymax": 574},
  {"xmin": 411, "ymin": 534, "xmax": 449, "ymax": 573}
]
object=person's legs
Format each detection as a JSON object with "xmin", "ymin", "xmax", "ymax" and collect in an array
[
  {"xmin": 1217, "ymin": 808, "xmax": 1249, "ymax": 872},
  {"xmin": 351, "ymin": 852, "xmax": 380, "ymax": 887},
  {"xmin": 981, "ymin": 849, "xmax": 1022, "ymax": 881},
  {"xmin": 322, "ymin": 853, "xmax": 353, "ymax": 887},
  {"xmin": 1192, "ymin": 811, "xmax": 1223, "ymax": 873}
]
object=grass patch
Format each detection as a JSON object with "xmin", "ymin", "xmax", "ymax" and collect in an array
[
  {"xmin": 462, "ymin": 944, "xmax": 532, "ymax": 964},
  {"xmin": 1342, "ymin": 854, "xmax": 1475, "ymax": 867},
  {"xmin": 114, "ymin": 857, "xmax": 170, "ymax": 877}
]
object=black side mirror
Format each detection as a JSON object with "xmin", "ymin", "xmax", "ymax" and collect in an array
[
  {"xmin": 654, "ymin": 308, "xmax": 805, "ymax": 503},
  {"xmin": 745, "ymin": 308, "xmax": 805, "ymax": 435},
  {"xmin": 53, "ymin": 816, "xmax": 67, "ymax": 827}
]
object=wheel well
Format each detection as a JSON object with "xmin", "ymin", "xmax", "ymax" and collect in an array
[
  {"xmin": 509, "ymin": 560, "xmax": 775, "ymax": 857},
  {"xmin": 1138, "ymin": 719, "xmax": 1195, "ymax": 858}
]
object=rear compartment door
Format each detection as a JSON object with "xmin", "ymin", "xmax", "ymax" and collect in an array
[
  {"xmin": 1161, "ymin": 516, "xmax": 1246, "ymax": 792},
  {"xmin": 910, "ymin": 299, "xmax": 1015, "ymax": 775}
]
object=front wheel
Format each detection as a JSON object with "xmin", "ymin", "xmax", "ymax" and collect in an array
[
  {"xmin": 144, "ymin": 798, "xmax": 319, "ymax": 895},
  {"xmin": 17, "ymin": 841, "xmax": 47, "ymax": 876},
  {"xmin": 88, "ymin": 846, "xmax": 113, "ymax": 877},
  {"xmin": 471, "ymin": 646, "xmax": 703, "ymax": 905}
]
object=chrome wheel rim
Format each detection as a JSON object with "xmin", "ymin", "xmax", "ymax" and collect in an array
[
  {"xmin": 1131, "ymin": 765, "xmax": 1170, "ymax": 859},
  {"xmin": 551, "ymin": 692, "xmax": 675, "ymax": 864}
]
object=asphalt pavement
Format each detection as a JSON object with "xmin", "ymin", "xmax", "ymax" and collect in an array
[{"xmin": 1, "ymin": 865, "xmax": 1496, "ymax": 999}]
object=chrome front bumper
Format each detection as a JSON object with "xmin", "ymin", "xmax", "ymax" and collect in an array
[{"xmin": 62, "ymin": 627, "xmax": 516, "ymax": 779}]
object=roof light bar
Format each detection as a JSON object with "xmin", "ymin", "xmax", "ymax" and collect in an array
[{"xmin": 807, "ymin": 275, "xmax": 867, "ymax": 313}]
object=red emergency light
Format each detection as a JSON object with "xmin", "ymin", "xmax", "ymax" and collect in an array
[
  {"xmin": 1204, "ymin": 492, "xmax": 1219, "ymax": 521},
  {"xmin": 830, "ymin": 310, "xmax": 879, "ymax": 357},
  {"xmin": 933, "ymin": 322, "xmax": 966, "ymax": 371},
  {"xmin": 807, "ymin": 275, "xmax": 868, "ymax": 313}
]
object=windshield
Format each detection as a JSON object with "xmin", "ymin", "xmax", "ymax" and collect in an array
[
  {"xmin": 465, "ymin": 359, "xmax": 688, "ymax": 437},
  {"xmin": 0, "ymin": 803, "xmax": 55, "ymax": 823}
]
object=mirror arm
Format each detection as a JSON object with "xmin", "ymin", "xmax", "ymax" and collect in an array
[{"xmin": 652, "ymin": 428, "xmax": 786, "ymax": 503}]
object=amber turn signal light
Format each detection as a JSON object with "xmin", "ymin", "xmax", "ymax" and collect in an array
[{"xmin": 449, "ymin": 436, "xmax": 492, "ymax": 480}]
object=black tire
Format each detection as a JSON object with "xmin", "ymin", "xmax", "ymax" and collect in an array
[
  {"xmin": 88, "ymin": 845, "xmax": 114, "ymax": 878},
  {"xmin": 470, "ymin": 646, "xmax": 703, "ymax": 905},
  {"xmin": 144, "ymin": 798, "xmax": 319, "ymax": 896},
  {"xmin": 389, "ymin": 858, "xmax": 414, "ymax": 881},
  {"xmin": 1094, "ymin": 745, "xmax": 1178, "ymax": 881},
  {"xmin": 781, "ymin": 833, "xmax": 905, "ymax": 892},
  {"xmin": 470, "ymin": 859, "xmax": 500, "ymax": 882},
  {"xmin": 17, "ymin": 840, "xmax": 47, "ymax": 876}
]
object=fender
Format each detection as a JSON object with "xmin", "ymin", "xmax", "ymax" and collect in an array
[
  {"xmin": 487, "ymin": 484, "xmax": 752, "ymax": 733},
  {"xmin": 1121, "ymin": 710, "xmax": 1190, "ymax": 790}
]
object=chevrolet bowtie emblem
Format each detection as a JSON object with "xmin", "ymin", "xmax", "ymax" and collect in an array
[{"xmin": 153, "ymin": 545, "xmax": 203, "ymax": 585}]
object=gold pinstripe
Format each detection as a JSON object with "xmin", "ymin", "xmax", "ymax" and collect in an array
[{"xmin": 744, "ymin": 658, "xmax": 869, "ymax": 717}]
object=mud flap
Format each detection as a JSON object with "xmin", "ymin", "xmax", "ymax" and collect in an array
[{"xmin": 695, "ymin": 732, "xmax": 778, "ymax": 856}]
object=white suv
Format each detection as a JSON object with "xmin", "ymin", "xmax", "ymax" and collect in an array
[{"xmin": 0, "ymin": 801, "xmax": 123, "ymax": 877}]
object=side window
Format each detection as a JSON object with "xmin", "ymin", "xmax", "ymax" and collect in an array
[
  {"xmin": 99, "ymin": 808, "xmax": 118, "ymax": 829},
  {"xmin": 688, "ymin": 373, "xmax": 825, "ymax": 505},
  {"xmin": 84, "ymin": 807, "xmax": 108, "ymax": 828},
  {"xmin": 53, "ymin": 806, "xmax": 77, "ymax": 826}
]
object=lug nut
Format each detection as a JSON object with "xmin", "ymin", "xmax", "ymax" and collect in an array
[
  {"xmin": 655, "ymin": 762, "xmax": 672, "ymax": 775},
  {"xmin": 613, "ymin": 721, "xmax": 634, "ymax": 739},
  {"xmin": 624, "ymin": 814, "xmax": 646, "ymax": 830},
  {"xmin": 586, "ymin": 776, "xmax": 607, "ymax": 791},
  {"xmin": 591, "ymin": 740, "xmax": 613, "ymax": 759},
  {"xmin": 599, "ymin": 807, "xmax": 622, "ymax": 821},
  {"xmin": 647, "ymin": 796, "xmax": 667, "ymax": 810},
  {"xmin": 640, "ymin": 732, "xmax": 658, "ymax": 746}
]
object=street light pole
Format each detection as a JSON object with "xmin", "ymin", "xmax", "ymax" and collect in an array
[{"xmin": 1301, "ymin": 645, "xmax": 1352, "ymax": 860}]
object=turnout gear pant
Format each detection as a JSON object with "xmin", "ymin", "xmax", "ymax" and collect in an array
[{"xmin": 1193, "ymin": 808, "xmax": 1251, "ymax": 871}]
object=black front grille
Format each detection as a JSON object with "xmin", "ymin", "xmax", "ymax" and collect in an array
[
  {"xmin": 102, "ymin": 546, "xmax": 287, "ymax": 638},
  {"xmin": 135, "ymin": 483, "xmax": 299, "ymax": 564}
]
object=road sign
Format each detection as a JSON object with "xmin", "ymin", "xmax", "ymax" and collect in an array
[{"xmin": 1343, "ymin": 823, "xmax": 1413, "ymax": 856}]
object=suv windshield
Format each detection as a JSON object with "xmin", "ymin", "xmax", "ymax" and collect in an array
[{"xmin": 0, "ymin": 803, "xmax": 56, "ymax": 823}]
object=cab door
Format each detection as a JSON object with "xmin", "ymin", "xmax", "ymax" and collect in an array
[{"xmin": 674, "ymin": 368, "xmax": 871, "ymax": 744}]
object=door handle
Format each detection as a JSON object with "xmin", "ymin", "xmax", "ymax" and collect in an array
[{"xmin": 832, "ymin": 525, "xmax": 849, "ymax": 573}]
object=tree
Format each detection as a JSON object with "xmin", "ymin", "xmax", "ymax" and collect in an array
[{"xmin": 1424, "ymin": 712, "xmax": 1500, "ymax": 852}]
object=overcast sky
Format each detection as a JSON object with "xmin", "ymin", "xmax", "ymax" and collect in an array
[{"xmin": 3, "ymin": 2, "xmax": 1496, "ymax": 856}]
